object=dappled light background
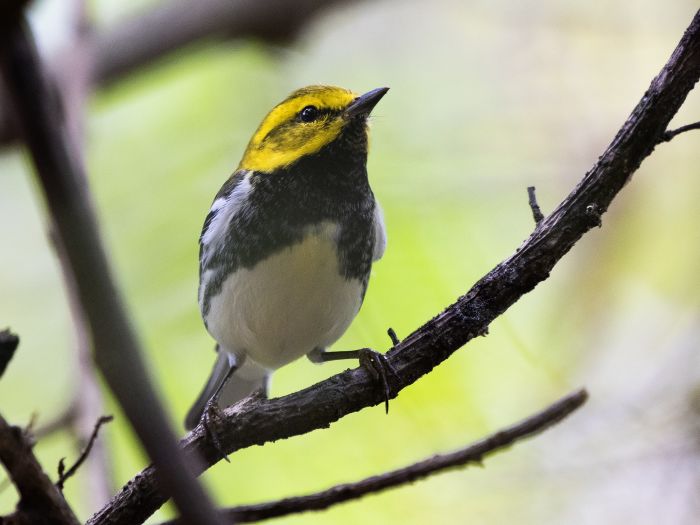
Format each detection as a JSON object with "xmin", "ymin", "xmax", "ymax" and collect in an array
[{"xmin": 1, "ymin": 0, "xmax": 699, "ymax": 523}]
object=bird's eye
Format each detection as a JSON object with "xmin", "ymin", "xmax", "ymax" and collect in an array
[{"xmin": 299, "ymin": 105, "xmax": 319, "ymax": 122}]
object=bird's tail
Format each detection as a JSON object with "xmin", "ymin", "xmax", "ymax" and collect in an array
[{"xmin": 184, "ymin": 348, "xmax": 269, "ymax": 430}]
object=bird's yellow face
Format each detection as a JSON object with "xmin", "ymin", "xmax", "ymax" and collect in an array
[{"xmin": 238, "ymin": 85, "xmax": 386, "ymax": 173}]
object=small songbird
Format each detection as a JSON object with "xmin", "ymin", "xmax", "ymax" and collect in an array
[{"xmin": 185, "ymin": 85, "xmax": 389, "ymax": 429}]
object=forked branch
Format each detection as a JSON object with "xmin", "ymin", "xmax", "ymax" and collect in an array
[
  {"xmin": 659, "ymin": 120, "xmax": 700, "ymax": 141},
  {"xmin": 0, "ymin": 415, "xmax": 80, "ymax": 525}
]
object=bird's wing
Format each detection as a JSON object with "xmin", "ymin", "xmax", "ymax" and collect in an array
[
  {"xmin": 198, "ymin": 170, "xmax": 252, "ymax": 316},
  {"xmin": 199, "ymin": 170, "xmax": 251, "ymax": 268},
  {"xmin": 372, "ymin": 200, "xmax": 387, "ymax": 262}
]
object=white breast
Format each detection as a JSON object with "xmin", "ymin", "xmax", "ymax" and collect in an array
[{"xmin": 203, "ymin": 222, "xmax": 364, "ymax": 370}]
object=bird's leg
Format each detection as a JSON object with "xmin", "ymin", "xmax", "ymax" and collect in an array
[
  {"xmin": 308, "ymin": 347, "xmax": 397, "ymax": 413},
  {"xmin": 202, "ymin": 363, "xmax": 237, "ymax": 463}
]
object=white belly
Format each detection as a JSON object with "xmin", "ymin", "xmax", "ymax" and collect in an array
[{"xmin": 203, "ymin": 223, "xmax": 364, "ymax": 369}]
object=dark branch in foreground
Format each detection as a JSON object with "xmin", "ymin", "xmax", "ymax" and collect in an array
[
  {"xmin": 0, "ymin": 415, "xmax": 80, "ymax": 525},
  {"xmin": 659, "ymin": 120, "xmax": 700, "ymax": 142},
  {"xmin": 162, "ymin": 389, "xmax": 587, "ymax": 524},
  {"xmin": 44, "ymin": 0, "xmax": 116, "ymax": 502},
  {"xmin": 0, "ymin": 329, "xmax": 19, "ymax": 380},
  {"xmin": 92, "ymin": 0, "xmax": 362, "ymax": 86},
  {"xmin": 86, "ymin": 10, "xmax": 700, "ymax": 525},
  {"xmin": 0, "ymin": 9, "xmax": 225, "ymax": 525},
  {"xmin": 56, "ymin": 415, "xmax": 113, "ymax": 491},
  {"xmin": 527, "ymin": 186, "xmax": 544, "ymax": 225}
]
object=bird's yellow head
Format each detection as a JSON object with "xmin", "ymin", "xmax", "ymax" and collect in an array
[{"xmin": 238, "ymin": 85, "xmax": 389, "ymax": 173}]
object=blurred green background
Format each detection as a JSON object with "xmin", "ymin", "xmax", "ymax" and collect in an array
[{"xmin": 1, "ymin": 0, "xmax": 699, "ymax": 523}]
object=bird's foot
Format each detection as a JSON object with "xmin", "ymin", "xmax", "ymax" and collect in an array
[
  {"xmin": 202, "ymin": 398, "xmax": 230, "ymax": 463},
  {"xmin": 357, "ymin": 348, "xmax": 398, "ymax": 414},
  {"xmin": 308, "ymin": 346, "xmax": 398, "ymax": 413}
]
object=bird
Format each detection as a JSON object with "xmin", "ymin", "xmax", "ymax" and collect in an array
[{"xmin": 185, "ymin": 85, "xmax": 390, "ymax": 430}]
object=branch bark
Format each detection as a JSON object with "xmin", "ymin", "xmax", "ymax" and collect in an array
[
  {"xmin": 0, "ymin": 415, "xmax": 80, "ymax": 525},
  {"xmin": 162, "ymin": 389, "xmax": 587, "ymax": 524},
  {"xmin": 87, "ymin": 9, "xmax": 700, "ymax": 525}
]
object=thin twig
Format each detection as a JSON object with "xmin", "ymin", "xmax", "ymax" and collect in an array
[
  {"xmin": 162, "ymin": 389, "xmax": 587, "ymax": 524},
  {"xmin": 87, "ymin": 9, "xmax": 700, "ymax": 525},
  {"xmin": 0, "ymin": 329, "xmax": 19, "ymax": 380},
  {"xmin": 527, "ymin": 186, "xmax": 544, "ymax": 225},
  {"xmin": 387, "ymin": 327, "xmax": 400, "ymax": 346},
  {"xmin": 659, "ymin": 121, "xmax": 700, "ymax": 142},
  {"xmin": 56, "ymin": 415, "xmax": 113, "ymax": 491}
]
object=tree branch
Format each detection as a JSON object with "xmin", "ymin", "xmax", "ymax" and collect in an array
[
  {"xmin": 659, "ymin": 120, "xmax": 700, "ymax": 142},
  {"xmin": 87, "ymin": 9, "xmax": 700, "ymax": 525},
  {"xmin": 0, "ymin": 415, "xmax": 80, "ymax": 525},
  {"xmin": 0, "ymin": 329, "xmax": 19, "ymax": 380},
  {"xmin": 161, "ymin": 389, "xmax": 587, "ymax": 524},
  {"xmin": 46, "ymin": 0, "xmax": 116, "ymax": 506},
  {"xmin": 0, "ymin": 9, "xmax": 225, "ymax": 525},
  {"xmin": 92, "ymin": 0, "xmax": 362, "ymax": 86},
  {"xmin": 56, "ymin": 415, "xmax": 113, "ymax": 492},
  {"xmin": 527, "ymin": 186, "xmax": 544, "ymax": 225}
]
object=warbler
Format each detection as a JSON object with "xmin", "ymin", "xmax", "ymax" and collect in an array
[{"xmin": 185, "ymin": 85, "xmax": 389, "ymax": 429}]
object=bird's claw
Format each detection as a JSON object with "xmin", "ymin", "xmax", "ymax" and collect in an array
[
  {"xmin": 202, "ymin": 398, "xmax": 230, "ymax": 463},
  {"xmin": 357, "ymin": 348, "xmax": 397, "ymax": 414}
]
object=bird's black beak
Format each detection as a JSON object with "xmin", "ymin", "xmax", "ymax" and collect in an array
[{"xmin": 345, "ymin": 87, "xmax": 389, "ymax": 118}]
